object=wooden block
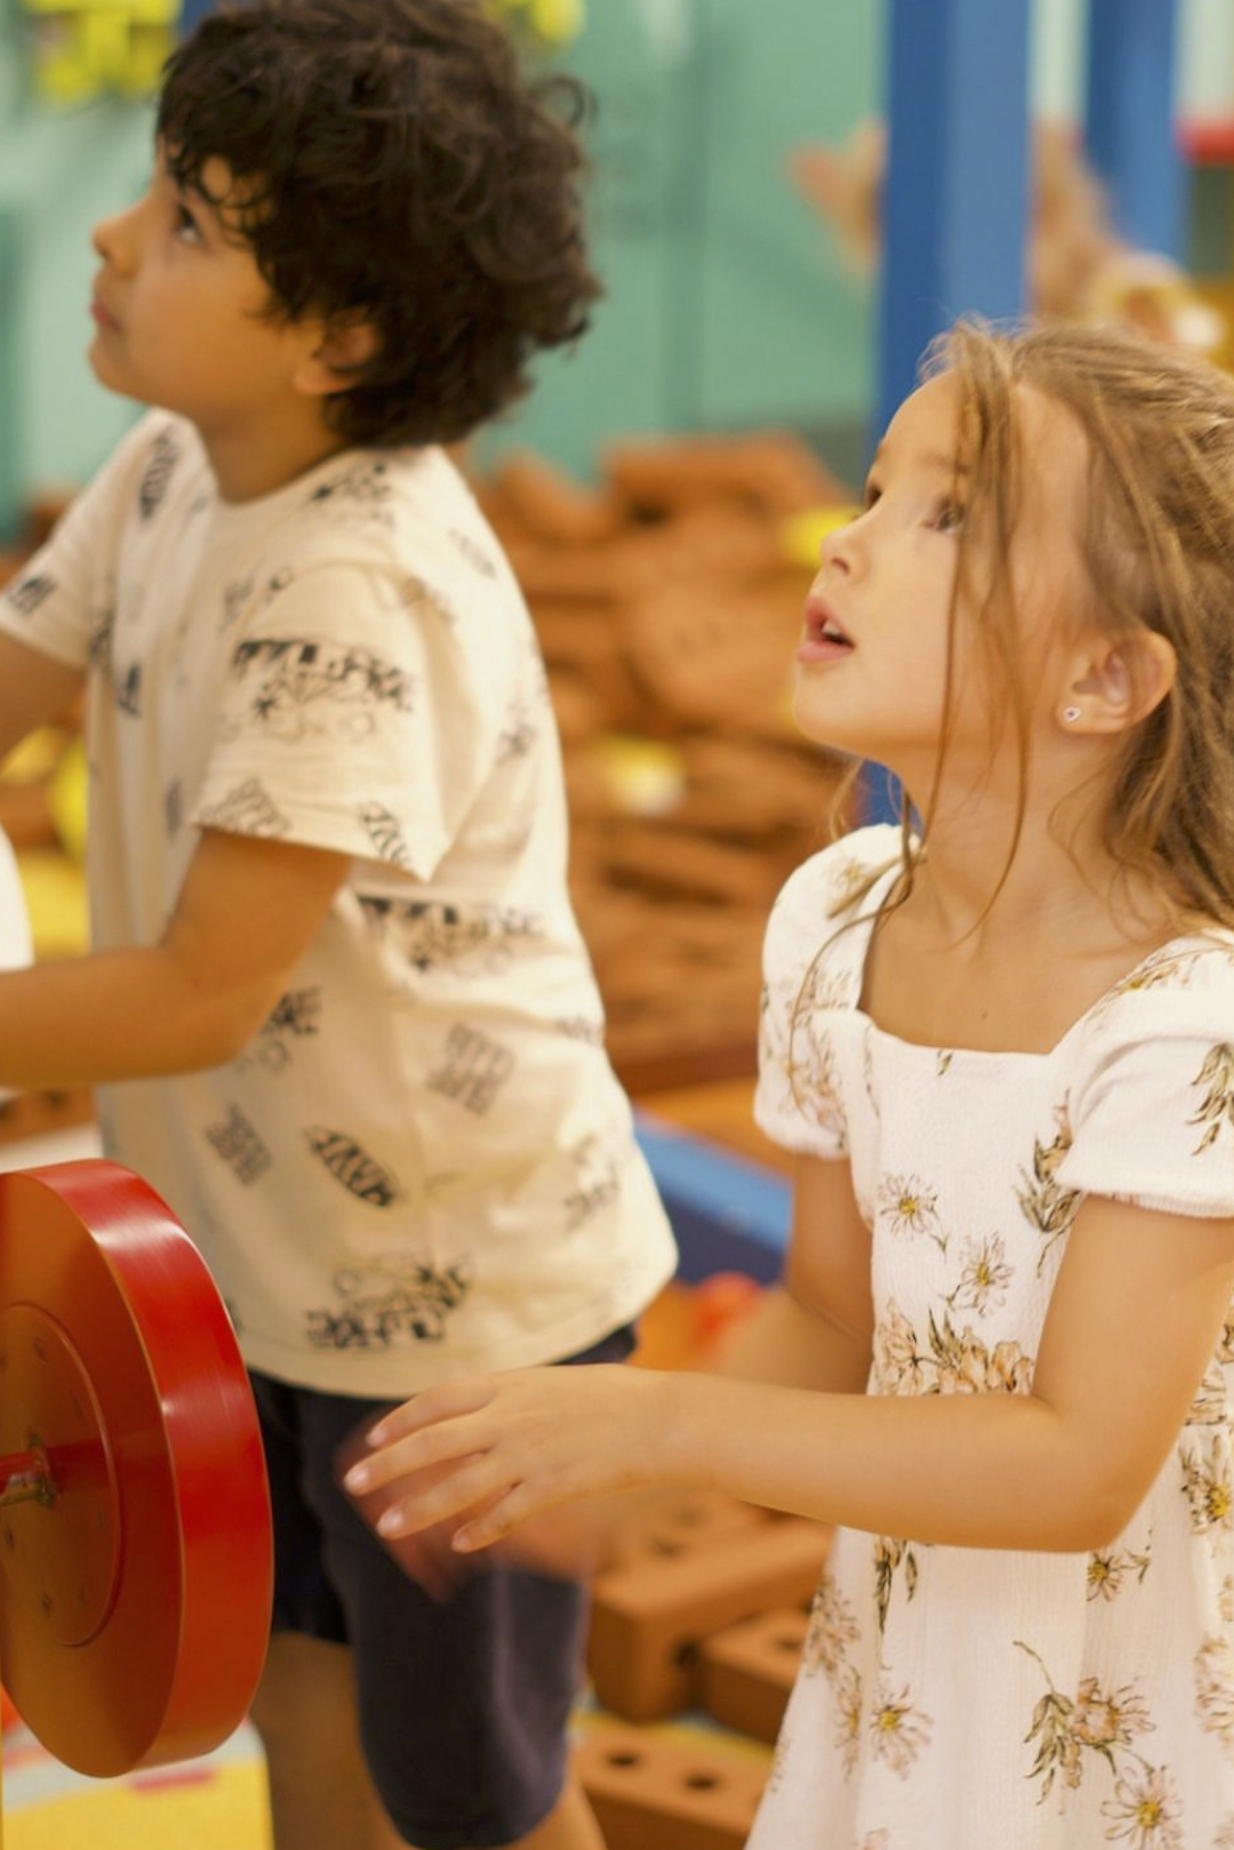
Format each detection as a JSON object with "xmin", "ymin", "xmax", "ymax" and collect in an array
[
  {"xmin": 587, "ymin": 1516, "xmax": 827, "ymax": 1721},
  {"xmin": 698, "ymin": 1607, "xmax": 808, "ymax": 1743},
  {"xmin": 606, "ymin": 1493, "xmax": 771, "ymax": 1572},
  {"xmin": 575, "ymin": 1725, "xmax": 766, "ymax": 1850}
]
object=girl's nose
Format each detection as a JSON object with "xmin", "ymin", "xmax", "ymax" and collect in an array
[{"xmin": 819, "ymin": 508, "xmax": 866, "ymax": 578}]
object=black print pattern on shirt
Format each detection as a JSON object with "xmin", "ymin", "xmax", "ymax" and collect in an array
[
  {"xmin": 206, "ymin": 1104, "xmax": 273, "ymax": 1185},
  {"xmin": 306, "ymin": 1252, "xmax": 473, "ymax": 1350},
  {"xmin": 448, "ymin": 527, "xmax": 498, "ymax": 578},
  {"xmin": 357, "ymin": 804, "xmax": 413, "ymax": 871},
  {"xmin": 230, "ymin": 636, "xmax": 415, "ymax": 743},
  {"xmin": 564, "ymin": 1135, "xmax": 624, "ymax": 1230},
  {"xmin": 307, "ymin": 460, "xmax": 393, "ymax": 526},
  {"xmin": 556, "ymin": 1015, "xmax": 605, "ymax": 1045},
  {"xmin": 5, "ymin": 573, "xmax": 55, "ymax": 617},
  {"xmin": 243, "ymin": 987, "xmax": 322, "ymax": 1076},
  {"xmin": 427, "ymin": 1023, "xmax": 516, "ymax": 1115},
  {"xmin": 305, "ymin": 1126, "xmax": 400, "ymax": 1206},
  {"xmin": 197, "ymin": 777, "xmax": 292, "ymax": 837},
  {"xmin": 138, "ymin": 428, "xmax": 181, "ymax": 520},
  {"xmin": 358, "ymin": 896, "xmax": 542, "ymax": 975}
]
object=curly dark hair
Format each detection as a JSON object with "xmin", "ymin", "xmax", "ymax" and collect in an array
[{"xmin": 156, "ymin": 0, "xmax": 602, "ymax": 447}]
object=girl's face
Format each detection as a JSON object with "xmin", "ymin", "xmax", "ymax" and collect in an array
[{"xmin": 795, "ymin": 373, "xmax": 1090, "ymax": 794}]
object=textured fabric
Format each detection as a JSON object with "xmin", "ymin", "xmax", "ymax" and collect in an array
[
  {"xmin": 0, "ymin": 412, "xmax": 675, "ymax": 1395},
  {"xmin": 751, "ymin": 823, "xmax": 1234, "ymax": 1849}
]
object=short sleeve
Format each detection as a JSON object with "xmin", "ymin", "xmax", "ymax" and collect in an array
[
  {"xmin": 0, "ymin": 413, "xmax": 158, "ymax": 671},
  {"xmin": 191, "ymin": 559, "xmax": 497, "ymax": 880},
  {"xmin": 753, "ymin": 826, "xmax": 899, "ymax": 1161},
  {"xmin": 1056, "ymin": 942, "xmax": 1234, "ymax": 1218}
]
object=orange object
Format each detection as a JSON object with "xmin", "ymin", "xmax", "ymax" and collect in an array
[{"xmin": 575, "ymin": 1725, "xmax": 766, "ymax": 1850}]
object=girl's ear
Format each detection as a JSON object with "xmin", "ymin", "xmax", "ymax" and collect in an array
[{"xmin": 1057, "ymin": 631, "xmax": 1176, "ymax": 735}]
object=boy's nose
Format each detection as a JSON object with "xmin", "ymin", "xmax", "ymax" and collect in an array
[{"xmin": 91, "ymin": 202, "xmax": 139, "ymax": 274}]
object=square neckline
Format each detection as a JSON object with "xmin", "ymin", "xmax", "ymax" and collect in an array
[{"xmin": 840, "ymin": 854, "xmax": 1232, "ymax": 1064}]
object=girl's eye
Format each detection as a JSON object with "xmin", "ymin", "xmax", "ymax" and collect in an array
[
  {"xmin": 861, "ymin": 482, "xmax": 882, "ymax": 513},
  {"xmin": 930, "ymin": 498, "xmax": 966, "ymax": 535}
]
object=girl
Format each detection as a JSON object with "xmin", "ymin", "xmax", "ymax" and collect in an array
[{"xmin": 344, "ymin": 321, "xmax": 1234, "ymax": 1846}]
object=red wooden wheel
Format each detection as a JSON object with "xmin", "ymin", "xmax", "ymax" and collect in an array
[{"xmin": 0, "ymin": 1160, "xmax": 272, "ymax": 1777}]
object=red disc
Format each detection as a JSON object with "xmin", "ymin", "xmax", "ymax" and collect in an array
[{"xmin": 0, "ymin": 1160, "xmax": 272, "ymax": 1776}]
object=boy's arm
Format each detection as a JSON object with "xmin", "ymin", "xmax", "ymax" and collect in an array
[
  {"xmin": 0, "ymin": 826, "xmax": 351, "ymax": 1088},
  {"xmin": 0, "ymin": 634, "xmax": 84, "ymax": 762}
]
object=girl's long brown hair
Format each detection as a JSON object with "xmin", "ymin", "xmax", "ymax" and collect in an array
[{"xmin": 853, "ymin": 318, "xmax": 1234, "ymax": 931}]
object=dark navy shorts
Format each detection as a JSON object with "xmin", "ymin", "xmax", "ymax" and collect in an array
[{"xmin": 250, "ymin": 1323, "xmax": 636, "ymax": 1850}]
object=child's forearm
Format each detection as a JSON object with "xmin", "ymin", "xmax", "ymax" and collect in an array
[
  {"xmin": 0, "ymin": 946, "xmax": 269, "ymax": 1088},
  {"xmin": 657, "ymin": 1372, "xmax": 1107, "ymax": 1554}
]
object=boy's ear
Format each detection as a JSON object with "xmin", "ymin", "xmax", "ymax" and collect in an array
[
  {"xmin": 1056, "ymin": 630, "xmax": 1176, "ymax": 735},
  {"xmin": 294, "ymin": 316, "xmax": 381, "ymax": 398}
]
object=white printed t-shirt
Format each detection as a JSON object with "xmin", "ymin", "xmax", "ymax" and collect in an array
[{"xmin": 0, "ymin": 412, "xmax": 676, "ymax": 1395}]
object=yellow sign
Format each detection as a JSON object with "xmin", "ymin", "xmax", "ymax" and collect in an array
[
  {"xmin": 23, "ymin": 0, "xmax": 178, "ymax": 104},
  {"xmin": 489, "ymin": 0, "xmax": 585, "ymax": 50}
]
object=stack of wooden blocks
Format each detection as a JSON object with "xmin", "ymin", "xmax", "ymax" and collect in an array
[
  {"xmin": 472, "ymin": 429, "xmax": 852, "ymax": 1087},
  {"xmin": 578, "ymin": 1489, "xmax": 830, "ymax": 1849}
]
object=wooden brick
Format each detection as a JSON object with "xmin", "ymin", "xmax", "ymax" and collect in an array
[
  {"xmin": 574, "ymin": 1725, "xmax": 766, "ymax": 1850},
  {"xmin": 698, "ymin": 1606, "xmax": 808, "ymax": 1743},
  {"xmin": 587, "ymin": 1516, "xmax": 827, "ymax": 1722}
]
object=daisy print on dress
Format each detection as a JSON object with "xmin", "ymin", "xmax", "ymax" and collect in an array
[
  {"xmin": 1180, "ymin": 1433, "xmax": 1234, "ymax": 1534},
  {"xmin": 781, "ymin": 963, "xmax": 851, "ymax": 1148},
  {"xmin": 873, "ymin": 1533, "xmax": 919, "ymax": 1633},
  {"xmin": 866, "ymin": 1680, "xmax": 933, "ymax": 1779},
  {"xmin": 878, "ymin": 1174, "xmax": 947, "ymax": 1253},
  {"xmin": 1100, "ymin": 1766, "xmax": 1184, "ymax": 1849},
  {"xmin": 944, "ymin": 1233, "xmax": 1014, "ymax": 1315},
  {"xmin": 1087, "ymin": 1542, "xmax": 1152, "ymax": 1603}
]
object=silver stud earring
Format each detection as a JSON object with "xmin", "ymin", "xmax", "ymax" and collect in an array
[{"xmin": 1063, "ymin": 706, "xmax": 1081, "ymax": 724}]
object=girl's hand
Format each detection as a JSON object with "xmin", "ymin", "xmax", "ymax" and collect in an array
[{"xmin": 341, "ymin": 1362, "xmax": 673, "ymax": 1555}]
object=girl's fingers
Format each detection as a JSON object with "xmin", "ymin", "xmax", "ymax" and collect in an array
[
  {"xmin": 365, "ymin": 1377, "xmax": 497, "ymax": 1447},
  {"xmin": 374, "ymin": 1455, "xmax": 512, "ymax": 1538}
]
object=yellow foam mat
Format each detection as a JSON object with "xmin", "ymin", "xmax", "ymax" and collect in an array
[{"xmin": 2, "ymin": 1726, "xmax": 271, "ymax": 1850}]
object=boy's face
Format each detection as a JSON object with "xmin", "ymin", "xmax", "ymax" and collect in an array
[{"xmin": 89, "ymin": 148, "xmax": 334, "ymax": 449}]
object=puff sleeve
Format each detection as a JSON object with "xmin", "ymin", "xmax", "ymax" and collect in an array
[{"xmin": 1055, "ymin": 942, "xmax": 1234, "ymax": 1219}]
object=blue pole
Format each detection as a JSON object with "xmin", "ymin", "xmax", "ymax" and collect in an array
[
  {"xmin": 1084, "ymin": 0, "xmax": 1183, "ymax": 260},
  {"xmin": 865, "ymin": 0, "xmax": 1031, "ymax": 825}
]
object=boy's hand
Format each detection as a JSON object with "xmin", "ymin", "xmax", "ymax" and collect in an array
[{"xmin": 341, "ymin": 1363, "xmax": 674, "ymax": 1557}]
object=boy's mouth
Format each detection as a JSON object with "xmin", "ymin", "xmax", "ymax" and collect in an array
[{"xmin": 90, "ymin": 294, "xmax": 120, "ymax": 333}]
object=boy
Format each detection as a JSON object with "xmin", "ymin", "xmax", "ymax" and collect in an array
[{"xmin": 0, "ymin": 3, "xmax": 677, "ymax": 1846}]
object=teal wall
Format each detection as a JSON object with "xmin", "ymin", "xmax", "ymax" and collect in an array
[{"xmin": 0, "ymin": 0, "xmax": 883, "ymax": 508}]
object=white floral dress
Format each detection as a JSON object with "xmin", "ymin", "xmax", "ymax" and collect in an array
[{"xmin": 750, "ymin": 825, "xmax": 1234, "ymax": 1850}]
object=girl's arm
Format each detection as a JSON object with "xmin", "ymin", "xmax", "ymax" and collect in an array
[
  {"xmin": 0, "ymin": 825, "xmax": 351, "ymax": 1087},
  {"xmin": 346, "ymin": 1167, "xmax": 1234, "ymax": 1557}
]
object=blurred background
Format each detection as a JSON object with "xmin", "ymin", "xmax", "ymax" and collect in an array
[{"xmin": 3, "ymin": 0, "xmax": 1234, "ymax": 1099}]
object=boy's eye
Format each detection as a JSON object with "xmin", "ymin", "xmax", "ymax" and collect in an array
[{"xmin": 173, "ymin": 201, "xmax": 203, "ymax": 245}]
